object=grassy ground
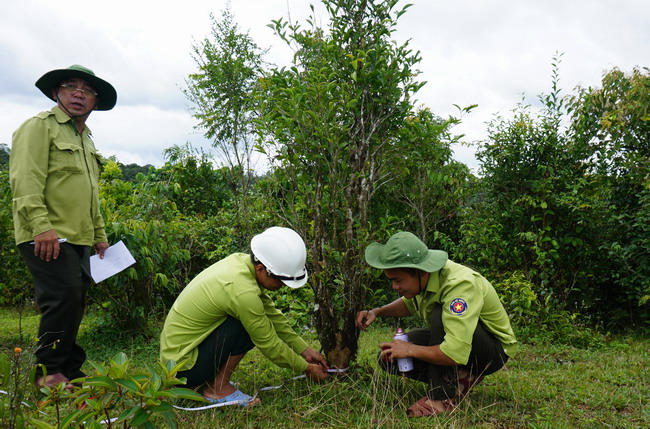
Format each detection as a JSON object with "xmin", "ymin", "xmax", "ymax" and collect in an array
[{"xmin": 1, "ymin": 307, "xmax": 648, "ymax": 428}]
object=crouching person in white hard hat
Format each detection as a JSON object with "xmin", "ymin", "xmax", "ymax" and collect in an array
[{"xmin": 160, "ymin": 227, "xmax": 328, "ymax": 406}]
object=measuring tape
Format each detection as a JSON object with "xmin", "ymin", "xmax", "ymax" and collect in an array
[
  {"xmin": 173, "ymin": 367, "xmax": 348, "ymax": 411},
  {"xmin": 0, "ymin": 368, "xmax": 349, "ymax": 423}
]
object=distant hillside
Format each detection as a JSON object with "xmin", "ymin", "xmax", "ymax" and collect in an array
[
  {"xmin": 0, "ymin": 145, "xmax": 154, "ymax": 179},
  {"xmin": 0, "ymin": 144, "xmax": 9, "ymax": 168},
  {"xmin": 119, "ymin": 162, "xmax": 155, "ymax": 182}
]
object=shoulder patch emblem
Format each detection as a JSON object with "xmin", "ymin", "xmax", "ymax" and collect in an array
[{"xmin": 449, "ymin": 298, "xmax": 468, "ymax": 316}]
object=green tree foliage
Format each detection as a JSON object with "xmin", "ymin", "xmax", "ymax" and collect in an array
[
  {"xmin": 0, "ymin": 144, "xmax": 9, "ymax": 169},
  {"xmin": 0, "ymin": 166, "xmax": 31, "ymax": 313},
  {"xmin": 372, "ymin": 108, "xmax": 473, "ymax": 246},
  {"xmin": 465, "ymin": 61, "xmax": 649, "ymax": 326},
  {"xmin": 567, "ymin": 66, "xmax": 650, "ymax": 323},
  {"xmin": 185, "ymin": 7, "xmax": 264, "ymax": 163},
  {"xmin": 117, "ymin": 163, "xmax": 153, "ymax": 182},
  {"xmin": 256, "ymin": 0, "xmax": 425, "ymax": 365},
  {"xmin": 157, "ymin": 143, "xmax": 234, "ymax": 217},
  {"xmin": 184, "ymin": 6, "xmax": 265, "ymax": 238},
  {"xmin": 91, "ymin": 153, "xmax": 274, "ymax": 334},
  {"xmin": 92, "ymin": 160, "xmax": 237, "ymax": 334}
]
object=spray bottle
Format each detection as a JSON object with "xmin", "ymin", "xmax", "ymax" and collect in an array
[{"xmin": 393, "ymin": 328, "xmax": 414, "ymax": 372}]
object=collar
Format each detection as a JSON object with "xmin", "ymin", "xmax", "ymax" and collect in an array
[
  {"xmin": 423, "ymin": 267, "xmax": 441, "ymax": 294},
  {"xmin": 52, "ymin": 106, "xmax": 72, "ymax": 124},
  {"xmin": 241, "ymin": 253, "xmax": 257, "ymax": 279},
  {"xmin": 52, "ymin": 106, "xmax": 92, "ymax": 136}
]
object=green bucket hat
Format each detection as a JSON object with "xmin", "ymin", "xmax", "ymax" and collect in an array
[
  {"xmin": 365, "ymin": 231, "xmax": 448, "ymax": 272},
  {"xmin": 35, "ymin": 64, "xmax": 117, "ymax": 111}
]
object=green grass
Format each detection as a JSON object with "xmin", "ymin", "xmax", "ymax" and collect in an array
[{"xmin": 1, "ymin": 307, "xmax": 648, "ymax": 428}]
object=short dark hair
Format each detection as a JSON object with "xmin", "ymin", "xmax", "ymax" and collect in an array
[
  {"xmin": 250, "ymin": 253, "xmax": 262, "ymax": 266},
  {"xmin": 401, "ymin": 267, "xmax": 425, "ymax": 277}
]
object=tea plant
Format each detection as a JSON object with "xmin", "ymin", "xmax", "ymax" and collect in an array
[{"xmin": 30, "ymin": 352, "xmax": 203, "ymax": 428}]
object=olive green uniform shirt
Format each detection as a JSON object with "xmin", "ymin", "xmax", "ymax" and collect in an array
[
  {"xmin": 10, "ymin": 107, "xmax": 106, "ymax": 246},
  {"xmin": 402, "ymin": 260, "xmax": 518, "ymax": 365},
  {"xmin": 160, "ymin": 253, "xmax": 310, "ymax": 373}
]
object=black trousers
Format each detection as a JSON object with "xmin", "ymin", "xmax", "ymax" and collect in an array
[
  {"xmin": 177, "ymin": 316, "xmax": 255, "ymax": 388},
  {"xmin": 380, "ymin": 304, "xmax": 509, "ymax": 400},
  {"xmin": 19, "ymin": 242, "xmax": 91, "ymax": 379}
]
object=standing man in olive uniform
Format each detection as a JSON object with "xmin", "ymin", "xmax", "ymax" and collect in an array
[{"xmin": 10, "ymin": 65, "xmax": 117, "ymax": 388}]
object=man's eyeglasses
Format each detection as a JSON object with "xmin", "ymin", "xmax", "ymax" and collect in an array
[
  {"xmin": 265, "ymin": 267, "xmax": 306, "ymax": 282},
  {"xmin": 253, "ymin": 254, "xmax": 306, "ymax": 282},
  {"xmin": 59, "ymin": 83, "xmax": 98, "ymax": 97}
]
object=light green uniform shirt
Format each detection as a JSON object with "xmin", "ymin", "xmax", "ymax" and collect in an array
[
  {"xmin": 9, "ymin": 107, "xmax": 106, "ymax": 246},
  {"xmin": 160, "ymin": 253, "xmax": 310, "ymax": 373},
  {"xmin": 402, "ymin": 260, "xmax": 518, "ymax": 365}
]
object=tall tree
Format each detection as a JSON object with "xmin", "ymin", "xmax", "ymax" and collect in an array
[
  {"xmin": 256, "ymin": 0, "xmax": 423, "ymax": 366},
  {"xmin": 184, "ymin": 6, "xmax": 266, "ymax": 233},
  {"xmin": 472, "ymin": 58, "xmax": 595, "ymax": 304},
  {"xmin": 567, "ymin": 67, "xmax": 650, "ymax": 323},
  {"xmin": 465, "ymin": 63, "xmax": 649, "ymax": 326},
  {"xmin": 373, "ymin": 108, "xmax": 472, "ymax": 244}
]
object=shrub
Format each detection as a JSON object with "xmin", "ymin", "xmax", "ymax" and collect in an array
[
  {"xmin": 30, "ymin": 352, "xmax": 203, "ymax": 428},
  {"xmin": 0, "ymin": 346, "xmax": 37, "ymax": 429}
]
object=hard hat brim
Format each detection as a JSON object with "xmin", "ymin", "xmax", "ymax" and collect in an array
[{"xmin": 281, "ymin": 267, "xmax": 309, "ymax": 288}]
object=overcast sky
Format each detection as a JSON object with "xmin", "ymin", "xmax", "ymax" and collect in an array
[{"xmin": 1, "ymin": 0, "xmax": 648, "ymax": 173}]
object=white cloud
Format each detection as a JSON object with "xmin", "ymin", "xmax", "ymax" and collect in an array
[
  {"xmin": 0, "ymin": 98, "xmax": 52, "ymax": 145},
  {"xmin": 90, "ymin": 105, "xmax": 212, "ymax": 166},
  {"xmin": 2, "ymin": 0, "xmax": 648, "ymax": 170}
]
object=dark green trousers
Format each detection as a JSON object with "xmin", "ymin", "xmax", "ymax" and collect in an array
[
  {"xmin": 19, "ymin": 242, "xmax": 91, "ymax": 379},
  {"xmin": 379, "ymin": 304, "xmax": 509, "ymax": 400},
  {"xmin": 177, "ymin": 316, "xmax": 255, "ymax": 388}
]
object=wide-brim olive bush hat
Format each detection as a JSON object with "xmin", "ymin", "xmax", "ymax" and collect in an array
[
  {"xmin": 365, "ymin": 231, "xmax": 448, "ymax": 273},
  {"xmin": 35, "ymin": 64, "xmax": 117, "ymax": 111}
]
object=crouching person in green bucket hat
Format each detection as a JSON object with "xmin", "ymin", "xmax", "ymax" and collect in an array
[{"xmin": 356, "ymin": 232, "xmax": 517, "ymax": 417}]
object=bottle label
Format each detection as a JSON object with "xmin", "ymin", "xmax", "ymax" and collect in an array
[{"xmin": 398, "ymin": 357, "xmax": 414, "ymax": 372}]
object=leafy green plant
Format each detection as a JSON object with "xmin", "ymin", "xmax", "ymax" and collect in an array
[
  {"xmin": 567, "ymin": 67, "xmax": 650, "ymax": 325},
  {"xmin": 493, "ymin": 271, "xmax": 538, "ymax": 327},
  {"xmin": 30, "ymin": 352, "xmax": 203, "ymax": 428},
  {"xmin": 0, "ymin": 346, "xmax": 37, "ymax": 429},
  {"xmin": 0, "ymin": 169, "xmax": 32, "ymax": 322},
  {"xmin": 370, "ymin": 108, "xmax": 473, "ymax": 247},
  {"xmin": 157, "ymin": 144, "xmax": 234, "ymax": 218},
  {"xmin": 465, "ymin": 59, "xmax": 649, "ymax": 328},
  {"xmin": 267, "ymin": 284, "xmax": 315, "ymax": 330},
  {"xmin": 256, "ymin": 0, "xmax": 427, "ymax": 367},
  {"xmin": 94, "ymin": 161, "xmax": 220, "ymax": 334},
  {"xmin": 184, "ymin": 6, "xmax": 264, "ymax": 202}
]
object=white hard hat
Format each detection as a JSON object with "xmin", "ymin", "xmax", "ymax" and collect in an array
[{"xmin": 251, "ymin": 227, "xmax": 308, "ymax": 288}]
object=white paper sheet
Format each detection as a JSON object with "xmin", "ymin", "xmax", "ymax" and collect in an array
[{"xmin": 90, "ymin": 240, "xmax": 136, "ymax": 283}]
